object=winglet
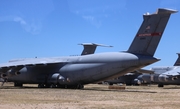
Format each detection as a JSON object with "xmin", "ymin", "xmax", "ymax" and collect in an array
[{"xmin": 79, "ymin": 43, "xmax": 113, "ymax": 55}]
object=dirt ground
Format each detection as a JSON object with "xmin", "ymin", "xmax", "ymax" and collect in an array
[{"xmin": 1, "ymin": 83, "xmax": 180, "ymax": 109}]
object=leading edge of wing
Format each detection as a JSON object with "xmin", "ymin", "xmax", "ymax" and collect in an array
[{"xmin": 0, "ymin": 57, "xmax": 67, "ymax": 70}]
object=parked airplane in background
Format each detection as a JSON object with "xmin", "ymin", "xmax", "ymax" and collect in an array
[
  {"xmin": 102, "ymin": 73, "xmax": 144, "ymax": 85},
  {"xmin": 107, "ymin": 53, "xmax": 180, "ymax": 86},
  {"xmin": 102, "ymin": 68, "xmax": 154, "ymax": 85},
  {"xmin": 141, "ymin": 53, "xmax": 180, "ymax": 87},
  {"xmin": 0, "ymin": 8, "xmax": 177, "ymax": 89}
]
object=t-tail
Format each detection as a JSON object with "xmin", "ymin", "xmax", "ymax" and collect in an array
[{"xmin": 128, "ymin": 8, "xmax": 177, "ymax": 56}]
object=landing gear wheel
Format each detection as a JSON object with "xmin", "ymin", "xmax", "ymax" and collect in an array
[
  {"xmin": 38, "ymin": 84, "xmax": 45, "ymax": 88},
  {"xmin": 108, "ymin": 83, "xmax": 113, "ymax": 85},
  {"xmin": 14, "ymin": 82, "xmax": 23, "ymax": 87},
  {"xmin": 57, "ymin": 84, "xmax": 65, "ymax": 88},
  {"xmin": 50, "ymin": 84, "xmax": 56, "ymax": 88},
  {"xmin": 158, "ymin": 84, "xmax": 164, "ymax": 87},
  {"xmin": 77, "ymin": 84, "xmax": 84, "ymax": 89}
]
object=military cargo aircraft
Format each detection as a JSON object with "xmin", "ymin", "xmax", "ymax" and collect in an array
[
  {"xmin": 101, "ymin": 67, "xmax": 154, "ymax": 85},
  {"xmin": 0, "ymin": 43, "xmax": 112, "ymax": 87},
  {"xmin": 142, "ymin": 53, "xmax": 180, "ymax": 87},
  {"xmin": 102, "ymin": 73, "xmax": 143, "ymax": 85},
  {"xmin": 0, "ymin": 8, "xmax": 177, "ymax": 89}
]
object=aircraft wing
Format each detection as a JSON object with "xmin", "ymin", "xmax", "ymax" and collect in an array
[
  {"xmin": 0, "ymin": 57, "xmax": 67, "ymax": 78},
  {"xmin": 133, "ymin": 69, "xmax": 154, "ymax": 74}
]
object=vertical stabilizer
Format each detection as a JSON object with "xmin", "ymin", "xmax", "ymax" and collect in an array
[
  {"xmin": 128, "ymin": 8, "xmax": 177, "ymax": 56},
  {"xmin": 174, "ymin": 53, "xmax": 180, "ymax": 66}
]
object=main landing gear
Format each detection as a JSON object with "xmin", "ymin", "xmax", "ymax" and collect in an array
[{"xmin": 158, "ymin": 84, "xmax": 164, "ymax": 87}]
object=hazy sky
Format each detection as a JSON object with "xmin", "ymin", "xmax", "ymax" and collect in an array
[{"xmin": 0, "ymin": 0, "xmax": 180, "ymax": 69}]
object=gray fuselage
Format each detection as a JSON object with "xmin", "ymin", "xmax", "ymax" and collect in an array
[{"xmin": 8, "ymin": 52, "xmax": 158, "ymax": 85}]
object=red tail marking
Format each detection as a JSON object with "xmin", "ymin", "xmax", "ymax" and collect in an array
[{"xmin": 137, "ymin": 32, "xmax": 162, "ymax": 37}]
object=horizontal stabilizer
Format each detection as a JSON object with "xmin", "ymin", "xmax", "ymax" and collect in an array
[
  {"xmin": 79, "ymin": 43, "xmax": 113, "ymax": 47},
  {"xmin": 79, "ymin": 43, "xmax": 113, "ymax": 55},
  {"xmin": 156, "ymin": 8, "xmax": 178, "ymax": 14}
]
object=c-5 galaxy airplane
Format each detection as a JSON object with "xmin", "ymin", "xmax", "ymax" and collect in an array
[
  {"xmin": 142, "ymin": 53, "xmax": 180, "ymax": 87},
  {"xmin": 0, "ymin": 8, "xmax": 177, "ymax": 89}
]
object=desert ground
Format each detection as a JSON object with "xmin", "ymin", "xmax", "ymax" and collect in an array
[{"xmin": 1, "ymin": 83, "xmax": 180, "ymax": 109}]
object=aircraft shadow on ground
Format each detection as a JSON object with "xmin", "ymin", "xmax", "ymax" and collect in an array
[
  {"xmin": 83, "ymin": 87, "xmax": 157, "ymax": 93},
  {"xmin": 163, "ymin": 86, "xmax": 180, "ymax": 89},
  {"xmin": 0, "ymin": 86, "xmax": 157, "ymax": 93},
  {"xmin": 0, "ymin": 86, "xmax": 38, "ymax": 89}
]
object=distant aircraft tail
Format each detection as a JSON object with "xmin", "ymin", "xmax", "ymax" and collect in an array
[
  {"xmin": 174, "ymin": 53, "xmax": 180, "ymax": 66},
  {"xmin": 128, "ymin": 8, "xmax": 177, "ymax": 56}
]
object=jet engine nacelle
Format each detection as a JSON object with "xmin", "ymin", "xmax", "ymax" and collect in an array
[
  {"xmin": 141, "ymin": 75, "xmax": 151, "ymax": 82},
  {"xmin": 158, "ymin": 74, "xmax": 169, "ymax": 82},
  {"xmin": 172, "ymin": 76, "xmax": 178, "ymax": 80},
  {"xmin": 7, "ymin": 71, "xmax": 21, "ymax": 77},
  {"xmin": 158, "ymin": 74, "xmax": 179, "ymax": 82},
  {"xmin": 133, "ymin": 79, "xmax": 141, "ymax": 85},
  {"xmin": 0, "ymin": 71, "xmax": 21, "ymax": 78},
  {"xmin": 47, "ymin": 73, "xmax": 66, "ymax": 84},
  {"xmin": 0, "ymin": 73, "xmax": 7, "ymax": 78},
  {"xmin": 47, "ymin": 73, "xmax": 60, "ymax": 84}
]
